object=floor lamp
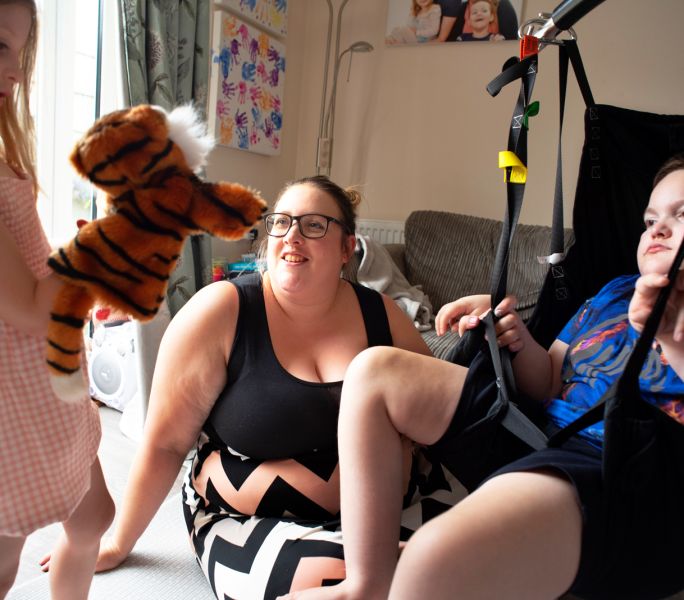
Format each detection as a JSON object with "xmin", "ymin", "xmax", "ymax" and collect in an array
[
  {"xmin": 316, "ymin": 40, "xmax": 373, "ymax": 176},
  {"xmin": 315, "ymin": 0, "xmax": 374, "ymax": 178}
]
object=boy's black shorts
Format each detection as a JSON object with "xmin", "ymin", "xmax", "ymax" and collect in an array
[{"xmin": 428, "ymin": 366, "xmax": 684, "ymax": 600}]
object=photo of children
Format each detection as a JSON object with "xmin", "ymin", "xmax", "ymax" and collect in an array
[
  {"xmin": 458, "ymin": 0, "xmax": 506, "ymax": 41},
  {"xmin": 385, "ymin": 0, "xmax": 523, "ymax": 45},
  {"xmin": 386, "ymin": 0, "xmax": 442, "ymax": 45}
]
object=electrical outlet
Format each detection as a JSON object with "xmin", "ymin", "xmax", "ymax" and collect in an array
[{"xmin": 317, "ymin": 137, "xmax": 331, "ymax": 169}]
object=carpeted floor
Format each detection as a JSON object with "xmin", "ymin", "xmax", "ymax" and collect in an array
[{"xmin": 7, "ymin": 405, "xmax": 214, "ymax": 600}]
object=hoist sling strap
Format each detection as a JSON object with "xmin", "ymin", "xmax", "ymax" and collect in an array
[{"xmin": 480, "ymin": 49, "xmax": 548, "ymax": 450}]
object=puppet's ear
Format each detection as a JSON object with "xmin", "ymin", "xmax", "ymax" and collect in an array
[
  {"xmin": 69, "ymin": 143, "xmax": 86, "ymax": 178},
  {"xmin": 165, "ymin": 104, "xmax": 215, "ymax": 174}
]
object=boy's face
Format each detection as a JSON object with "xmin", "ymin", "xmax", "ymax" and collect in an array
[
  {"xmin": 471, "ymin": 1, "xmax": 494, "ymax": 29},
  {"xmin": 637, "ymin": 169, "xmax": 684, "ymax": 276}
]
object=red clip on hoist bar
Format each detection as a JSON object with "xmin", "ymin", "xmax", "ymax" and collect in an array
[{"xmin": 520, "ymin": 35, "xmax": 539, "ymax": 59}]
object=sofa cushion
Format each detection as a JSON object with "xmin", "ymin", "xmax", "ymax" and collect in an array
[{"xmin": 404, "ymin": 210, "xmax": 574, "ymax": 321}]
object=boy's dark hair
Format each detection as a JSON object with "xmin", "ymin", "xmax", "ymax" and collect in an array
[{"xmin": 653, "ymin": 153, "xmax": 684, "ymax": 188}]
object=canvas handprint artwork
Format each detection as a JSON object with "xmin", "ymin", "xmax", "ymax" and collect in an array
[
  {"xmin": 219, "ymin": 0, "xmax": 288, "ymax": 37},
  {"xmin": 209, "ymin": 10, "xmax": 286, "ymax": 155}
]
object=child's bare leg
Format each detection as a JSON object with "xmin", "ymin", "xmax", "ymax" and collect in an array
[
  {"xmin": 280, "ymin": 347, "xmax": 467, "ymax": 600},
  {"xmin": 0, "ymin": 535, "xmax": 26, "ymax": 599},
  {"xmin": 49, "ymin": 458, "xmax": 114, "ymax": 600},
  {"xmin": 389, "ymin": 470, "xmax": 582, "ymax": 600}
]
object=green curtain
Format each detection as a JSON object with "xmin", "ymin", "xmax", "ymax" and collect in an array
[{"xmin": 119, "ymin": 0, "xmax": 212, "ymax": 316}]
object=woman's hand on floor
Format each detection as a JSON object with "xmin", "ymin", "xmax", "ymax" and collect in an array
[{"xmin": 94, "ymin": 537, "xmax": 129, "ymax": 572}]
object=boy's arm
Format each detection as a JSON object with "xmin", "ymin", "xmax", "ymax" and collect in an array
[
  {"xmin": 493, "ymin": 296, "xmax": 567, "ymax": 402},
  {"xmin": 435, "ymin": 294, "xmax": 490, "ymax": 336},
  {"xmin": 511, "ymin": 336, "xmax": 568, "ymax": 403},
  {"xmin": 0, "ymin": 219, "xmax": 62, "ymax": 336}
]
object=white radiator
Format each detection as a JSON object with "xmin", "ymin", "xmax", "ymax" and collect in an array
[{"xmin": 356, "ymin": 218, "xmax": 405, "ymax": 244}]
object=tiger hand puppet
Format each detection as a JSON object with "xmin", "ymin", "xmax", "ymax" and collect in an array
[{"xmin": 47, "ymin": 104, "xmax": 267, "ymax": 402}]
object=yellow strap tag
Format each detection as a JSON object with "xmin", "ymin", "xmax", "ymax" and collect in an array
[{"xmin": 498, "ymin": 151, "xmax": 527, "ymax": 183}]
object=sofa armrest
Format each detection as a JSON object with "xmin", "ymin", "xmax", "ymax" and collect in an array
[{"xmin": 384, "ymin": 243, "xmax": 406, "ymax": 275}]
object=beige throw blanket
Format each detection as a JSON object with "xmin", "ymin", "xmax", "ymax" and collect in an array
[{"xmin": 355, "ymin": 235, "xmax": 433, "ymax": 331}]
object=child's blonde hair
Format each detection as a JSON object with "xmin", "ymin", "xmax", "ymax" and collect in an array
[
  {"xmin": 411, "ymin": 0, "xmax": 434, "ymax": 18},
  {"xmin": 0, "ymin": 0, "xmax": 39, "ymax": 191}
]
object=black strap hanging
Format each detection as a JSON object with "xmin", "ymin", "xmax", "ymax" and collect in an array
[
  {"xmin": 481, "ymin": 38, "xmax": 598, "ymax": 450},
  {"xmin": 545, "ymin": 38, "xmax": 594, "ymax": 263},
  {"xmin": 526, "ymin": 38, "xmax": 597, "ymax": 349},
  {"xmin": 482, "ymin": 45, "xmax": 549, "ymax": 450}
]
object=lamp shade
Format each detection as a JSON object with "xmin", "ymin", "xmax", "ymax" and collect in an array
[{"xmin": 347, "ymin": 41, "xmax": 373, "ymax": 53}]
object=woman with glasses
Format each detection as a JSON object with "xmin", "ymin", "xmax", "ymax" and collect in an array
[{"xmin": 86, "ymin": 176, "xmax": 465, "ymax": 599}]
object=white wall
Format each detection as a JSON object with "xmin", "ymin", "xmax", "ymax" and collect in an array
[{"xmin": 208, "ymin": 0, "xmax": 684, "ymax": 237}]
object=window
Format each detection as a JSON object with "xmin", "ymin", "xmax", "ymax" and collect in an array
[{"xmin": 33, "ymin": 0, "xmax": 123, "ymax": 245}]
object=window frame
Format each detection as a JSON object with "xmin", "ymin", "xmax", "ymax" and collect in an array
[{"xmin": 33, "ymin": 0, "xmax": 123, "ymax": 245}]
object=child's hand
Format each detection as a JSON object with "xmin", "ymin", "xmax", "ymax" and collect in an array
[
  {"xmin": 435, "ymin": 294, "xmax": 490, "ymax": 336},
  {"xmin": 492, "ymin": 296, "xmax": 528, "ymax": 353},
  {"xmin": 629, "ymin": 271, "xmax": 684, "ymax": 341}
]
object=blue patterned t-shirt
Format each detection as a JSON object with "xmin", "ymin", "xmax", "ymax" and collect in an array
[{"xmin": 546, "ymin": 274, "xmax": 684, "ymax": 448}]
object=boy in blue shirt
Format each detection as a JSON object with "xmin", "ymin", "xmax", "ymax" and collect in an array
[{"xmin": 282, "ymin": 155, "xmax": 684, "ymax": 600}]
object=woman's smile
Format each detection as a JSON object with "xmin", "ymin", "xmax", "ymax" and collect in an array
[{"xmin": 282, "ymin": 252, "xmax": 307, "ymax": 264}]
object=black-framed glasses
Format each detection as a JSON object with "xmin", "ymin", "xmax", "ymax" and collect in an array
[{"xmin": 264, "ymin": 213, "xmax": 349, "ymax": 239}]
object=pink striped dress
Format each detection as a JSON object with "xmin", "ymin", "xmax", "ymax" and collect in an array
[{"xmin": 0, "ymin": 176, "xmax": 101, "ymax": 536}]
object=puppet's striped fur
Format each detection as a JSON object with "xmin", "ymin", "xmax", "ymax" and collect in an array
[{"xmin": 47, "ymin": 105, "xmax": 266, "ymax": 401}]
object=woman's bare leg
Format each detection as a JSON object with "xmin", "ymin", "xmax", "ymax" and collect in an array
[
  {"xmin": 49, "ymin": 458, "xmax": 114, "ymax": 600},
  {"xmin": 389, "ymin": 470, "xmax": 583, "ymax": 600},
  {"xmin": 0, "ymin": 535, "xmax": 26, "ymax": 599},
  {"xmin": 280, "ymin": 347, "xmax": 467, "ymax": 600}
]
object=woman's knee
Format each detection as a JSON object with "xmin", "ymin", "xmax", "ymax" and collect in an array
[
  {"xmin": 344, "ymin": 347, "xmax": 462, "ymax": 444},
  {"xmin": 346, "ymin": 347, "xmax": 403, "ymax": 386},
  {"xmin": 342, "ymin": 347, "xmax": 405, "ymax": 408}
]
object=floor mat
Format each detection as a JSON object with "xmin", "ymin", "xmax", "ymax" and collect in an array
[{"xmin": 8, "ymin": 494, "xmax": 214, "ymax": 600}]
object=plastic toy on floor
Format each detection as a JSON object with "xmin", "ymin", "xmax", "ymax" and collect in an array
[{"xmin": 46, "ymin": 103, "xmax": 267, "ymax": 402}]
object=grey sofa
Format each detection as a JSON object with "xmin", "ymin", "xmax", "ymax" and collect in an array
[{"xmin": 376, "ymin": 210, "xmax": 574, "ymax": 361}]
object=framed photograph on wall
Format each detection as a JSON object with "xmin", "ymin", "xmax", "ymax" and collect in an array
[
  {"xmin": 209, "ymin": 10, "xmax": 286, "ymax": 155},
  {"xmin": 385, "ymin": 0, "xmax": 524, "ymax": 45},
  {"xmin": 215, "ymin": 0, "xmax": 288, "ymax": 37}
]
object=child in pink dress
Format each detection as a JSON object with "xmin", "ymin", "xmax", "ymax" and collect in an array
[
  {"xmin": 0, "ymin": 2, "xmax": 114, "ymax": 598},
  {"xmin": 386, "ymin": 0, "xmax": 442, "ymax": 44}
]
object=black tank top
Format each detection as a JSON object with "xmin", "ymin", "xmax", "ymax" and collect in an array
[{"xmin": 202, "ymin": 273, "xmax": 392, "ymax": 461}]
